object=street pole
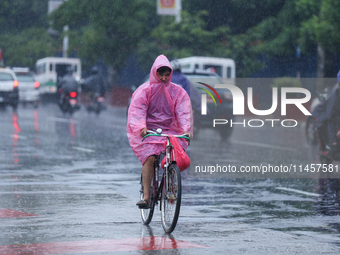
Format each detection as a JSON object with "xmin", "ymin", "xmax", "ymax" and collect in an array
[
  {"xmin": 175, "ymin": 0, "xmax": 181, "ymax": 23},
  {"xmin": 63, "ymin": 25, "xmax": 69, "ymax": 58}
]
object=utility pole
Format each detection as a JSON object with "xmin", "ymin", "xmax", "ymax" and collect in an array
[
  {"xmin": 48, "ymin": 0, "xmax": 69, "ymax": 57},
  {"xmin": 63, "ymin": 25, "xmax": 69, "ymax": 58}
]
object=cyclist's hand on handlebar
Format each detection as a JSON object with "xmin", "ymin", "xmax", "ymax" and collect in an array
[
  {"xmin": 141, "ymin": 127, "xmax": 148, "ymax": 137},
  {"xmin": 183, "ymin": 131, "xmax": 191, "ymax": 139}
]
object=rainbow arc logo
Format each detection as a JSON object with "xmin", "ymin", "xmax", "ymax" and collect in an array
[
  {"xmin": 197, "ymin": 82, "xmax": 222, "ymax": 115},
  {"xmin": 197, "ymin": 82, "xmax": 222, "ymax": 106}
]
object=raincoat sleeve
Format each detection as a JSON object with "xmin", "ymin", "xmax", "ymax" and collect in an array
[
  {"xmin": 174, "ymin": 86, "xmax": 191, "ymax": 133},
  {"xmin": 128, "ymin": 85, "xmax": 149, "ymax": 135},
  {"xmin": 312, "ymin": 90, "xmax": 337, "ymax": 129}
]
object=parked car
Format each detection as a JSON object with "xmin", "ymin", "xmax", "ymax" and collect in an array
[
  {"xmin": 127, "ymin": 69, "xmax": 234, "ymax": 140},
  {"xmin": 12, "ymin": 67, "xmax": 40, "ymax": 108},
  {"xmin": 0, "ymin": 68, "xmax": 19, "ymax": 110}
]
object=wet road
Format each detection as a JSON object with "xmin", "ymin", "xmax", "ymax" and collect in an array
[{"xmin": 0, "ymin": 104, "xmax": 340, "ymax": 254}]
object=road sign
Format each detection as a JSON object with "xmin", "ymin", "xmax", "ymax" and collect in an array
[{"xmin": 157, "ymin": 0, "xmax": 181, "ymax": 21}]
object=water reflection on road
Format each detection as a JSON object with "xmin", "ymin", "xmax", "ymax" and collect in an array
[{"xmin": 0, "ymin": 105, "xmax": 339, "ymax": 254}]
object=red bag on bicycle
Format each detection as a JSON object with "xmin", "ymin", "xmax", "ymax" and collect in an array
[{"xmin": 161, "ymin": 135, "xmax": 190, "ymax": 171}]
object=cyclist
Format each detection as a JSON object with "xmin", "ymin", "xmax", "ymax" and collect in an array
[
  {"xmin": 170, "ymin": 59, "xmax": 203, "ymax": 125},
  {"xmin": 170, "ymin": 59, "xmax": 190, "ymax": 95},
  {"xmin": 312, "ymin": 70, "xmax": 340, "ymax": 154},
  {"xmin": 127, "ymin": 54, "xmax": 192, "ymax": 209}
]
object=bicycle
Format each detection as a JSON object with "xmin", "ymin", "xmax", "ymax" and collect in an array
[{"xmin": 139, "ymin": 128, "xmax": 190, "ymax": 233}]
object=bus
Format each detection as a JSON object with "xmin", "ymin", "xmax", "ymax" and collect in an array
[
  {"xmin": 35, "ymin": 57, "xmax": 81, "ymax": 97},
  {"xmin": 176, "ymin": 56, "xmax": 236, "ymax": 79}
]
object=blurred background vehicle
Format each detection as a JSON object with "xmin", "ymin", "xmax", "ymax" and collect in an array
[
  {"xmin": 58, "ymin": 90, "xmax": 80, "ymax": 115},
  {"xmin": 186, "ymin": 69, "xmax": 234, "ymax": 140},
  {"xmin": 35, "ymin": 57, "xmax": 81, "ymax": 103},
  {"xmin": 0, "ymin": 67, "xmax": 19, "ymax": 110},
  {"xmin": 176, "ymin": 56, "xmax": 236, "ymax": 79},
  {"xmin": 80, "ymin": 66, "xmax": 108, "ymax": 115},
  {"xmin": 12, "ymin": 67, "xmax": 40, "ymax": 108},
  {"xmin": 127, "ymin": 68, "xmax": 234, "ymax": 140},
  {"xmin": 305, "ymin": 85, "xmax": 338, "ymax": 145}
]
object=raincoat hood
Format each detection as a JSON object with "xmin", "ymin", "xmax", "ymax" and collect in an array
[
  {"xmin": 126, "ymin": 54, "xmax": 191, "ymax": 164},
  {"xmin": 149, "ymin": 54, "xmax": 173, "ymax": 86}
]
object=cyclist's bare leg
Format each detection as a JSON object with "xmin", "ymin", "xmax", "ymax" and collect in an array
[{"xmin": 141, "ymin": 156, "xmax": 155, "ymax": 203}]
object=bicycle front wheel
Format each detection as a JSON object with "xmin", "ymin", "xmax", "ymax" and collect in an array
[
  {"xmin": 161, "ymin": 164, "xmax": 182, "ymax": 233},
  {"xmin": 140, "ymin": 176, "xmax": 155, "ymax": 225}
]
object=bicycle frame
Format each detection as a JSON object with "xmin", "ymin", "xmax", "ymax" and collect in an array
[
  {"xmin": 148, "ymin": 137, "xmax": 176, "ymax": 212},
  {"xmin": 141, "ymin": 129, "xmax": 190, "ymax": 232}
]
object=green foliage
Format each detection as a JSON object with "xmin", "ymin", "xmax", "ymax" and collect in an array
[
  {"xmin": 49, "ymin": 0, "xmax": 157, "ymax": 74},
  {"xmin": 184, "ymin": 0, "xmax": 285, "ymax": 34},
  {"xmin": 0, "ymin": 27, "xmax": 57, "ymax": 70},
  {"xmin": 0, "ymin": 0, "xmax": 50, "ymax": 69},
  {"xmin": 316, "ymin": 0, "xmax": 340, "ymax": 53},
  {"xmin": 253, "ymin": 0, "xmax": 315, "ymax": 57},
  {"xmin": 226, "ymin": 32, "xmax": 266, "ymax": 78},
  {"xmin": 256, "ymin": 0, "xmax": 340, "ymax": 57},
  {"xmin": 0, "ymin": 0, "xmax": 49, "ymax": 33},
  {"xmin": 1, "ymin": 0, "xmax": 340, "ymax": 79},
  {"xmin": 271, "ymin": 77, "xmax": 302, "ymax": 89},
  {"xmin": 150, "ymin": 11, "xmax": 230, "ymax": 58}
]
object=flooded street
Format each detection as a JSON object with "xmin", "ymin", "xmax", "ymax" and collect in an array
[{"xmin": 1, "ymin": 104, "xmax": 340, "ymax": 254}]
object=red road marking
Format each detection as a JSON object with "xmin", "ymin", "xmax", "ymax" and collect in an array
[
  {"xmin": 0, "ymin": 209, "xmax": 37, "ymax": 218},
  {"xmin": 0, "ymin": 237, "xmax": 209, "ymax": 254}
]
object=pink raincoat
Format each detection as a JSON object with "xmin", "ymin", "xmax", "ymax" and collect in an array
[{"xmin": 127, "ymin": 55, "xmax": 191, "ymax": 164}]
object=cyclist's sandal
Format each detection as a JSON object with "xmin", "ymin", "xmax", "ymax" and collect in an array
[{"xmin": 136, "ymin": 199, "xmax": 149, "ymax": 209}]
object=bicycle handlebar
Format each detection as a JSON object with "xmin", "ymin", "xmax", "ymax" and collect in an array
[{"xmin": 143, "ymin": 130, "xmax": 190, "ymax": 142}]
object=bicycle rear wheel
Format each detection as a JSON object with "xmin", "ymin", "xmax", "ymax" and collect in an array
[
  {"xmin": 161, "ymin": 164, "xmax": 182, "ymax": 233},
  {"xmin": 140, "ymin": 176, "xmax": 155, "ymax": 225}
]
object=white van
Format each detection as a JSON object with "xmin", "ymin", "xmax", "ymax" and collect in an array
[
  {"xmin": 35, "ymin": 57, "xmax": 81, "ymax": 96},
  {"xmin": 175, "ymin": 56, "xmax": 236, "ymax": 78}
]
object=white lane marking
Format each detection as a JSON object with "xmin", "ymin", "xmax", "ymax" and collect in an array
[
  {"xmin": 276, "ymin": 187, "xmax": 320, "ymax": 197},
  {"xmin": 72, "ymin": 146, "xmax": 95, "ymax": 153},
  {"xmin": 233, "ymin": 140, "xmax": 296, "ymax": 151}
]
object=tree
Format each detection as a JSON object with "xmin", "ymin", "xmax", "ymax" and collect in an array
[
  {"xmin": 183, "ymin": 0, "xmax": 285, "ymax": 34},
  {"xmin": 149, "ymin": 10, "xmax": 265, "ymax": 77},
  {"xmin": 146, "ymin": 11, "xmax": 229, "ymax": 59},
  {"xmin": 251, "ymin": 0, "xmax": 319, "ymax": 57},
  {"xmin": 300, "ymin": 0, "xmax": 340, "ymax": 77},
  {"xmin": 0, "ymin": 0, "xmax": 51, "ymax": 69},
  {"xmin": 0, "ymin": 27, "xmax": 58, "ymax": 70},
  {"xmin": 49, "ymin": 0, "xmax": 157, "ymax": 82},
  {"xmin": 0, "ymin": 0, "xmax": 49, "ymax": 34},
  {"xmin": 180, "ymin": 0, "xmax": 287, "ymax": 77}
]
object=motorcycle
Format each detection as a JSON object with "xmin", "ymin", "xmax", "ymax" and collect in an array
[
  {"xmin": 86, "ymin": 92, "xmax": 106, "ymax": 115},
  {"xmin": 58, "ymin": 91, "xmax": 81, "ymax": 115}
]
